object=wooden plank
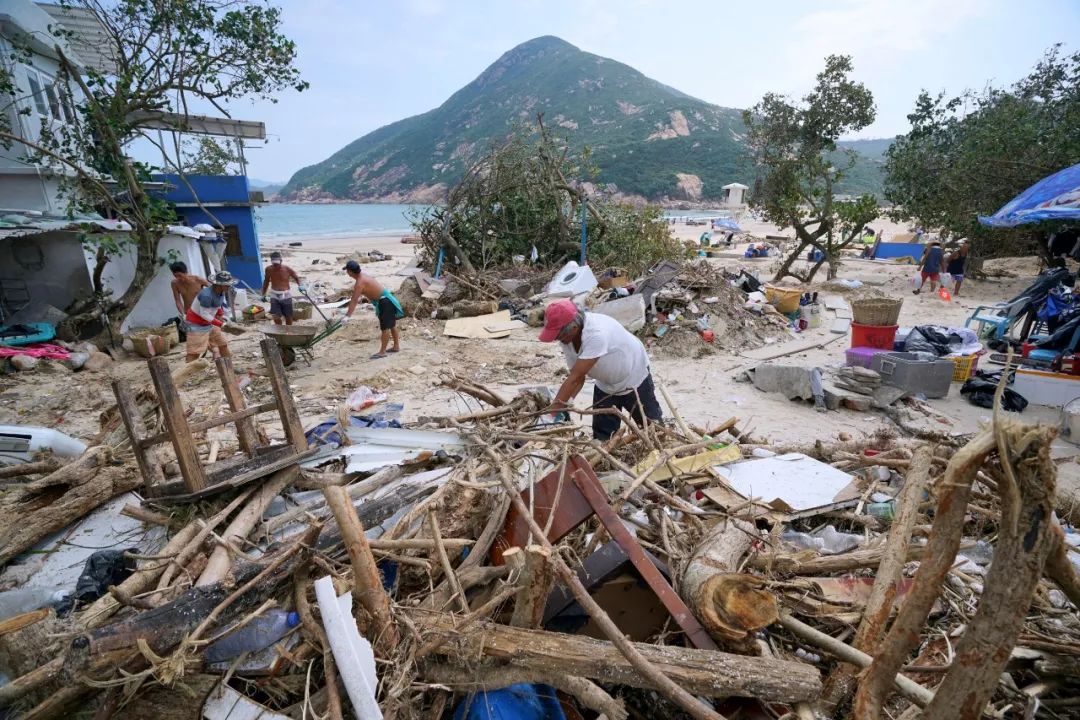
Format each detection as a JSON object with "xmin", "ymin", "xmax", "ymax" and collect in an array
[
  {"xmin": 111, "ymin": 379, "xmax": 167, "ymax": 494},
  {"xmin": 216, "ymin": 357, "xmax": 260, "ymax": 457},
  {"xmin": 740, "ymin": 333, "xmax": 843, "ymax": 361},
  {"xmin": 139, "ymin": 402, "xmax": 277, "ymax": 449},
  {"xmin": 260, "ymin": 338, "xmax": 308, "ymax": 453},
  {"xmin": 443, "ymin": 310, "xmax": 513, "ymax": 339},
  {"xmin": 152, "ymin": 445, "xmax": 318, "ymax": 505},
  {"xmin": 147, "ymin": 357, "xmax": 208, "ymax": 492}
]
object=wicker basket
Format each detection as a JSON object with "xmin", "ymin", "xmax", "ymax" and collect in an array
[{"xmin": 851, "ymin": 297, "xmax": 903, "ymax": 326}]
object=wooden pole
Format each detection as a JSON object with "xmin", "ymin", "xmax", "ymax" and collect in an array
[
  {"xmin": 112, "ymin": 379, "xmax": 167, "ymax": 494},
  {"xmin": 215, "ymin": 356, "xmax": 259, "ymax": 456},
  {"xmin": 260, "ymin": 339, "xmax": 308, "ymax": 453},
  {"xmin": 147, "ymin": 356, "xmax": 208, "ymax": 492},
  {"xmin": 323, "ymin": 485, "xmax": 398, "ymax": 653}
]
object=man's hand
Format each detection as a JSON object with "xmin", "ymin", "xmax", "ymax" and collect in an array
[{"xmin": 298, "ymin": 284, "xmax": 308, "ymax": 295}]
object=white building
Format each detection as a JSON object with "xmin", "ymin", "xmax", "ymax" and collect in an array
[
  {"xmin": 0, "ymin": 1, "xmax": 204, "ymax": 334},
  {"xmin": 721, "ymin": 182, "xmax": 749, "ymax": 207}
]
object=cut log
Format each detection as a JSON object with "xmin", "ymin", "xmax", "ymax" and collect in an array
[
  {"xmin": 0, "ymin": 447, "xmax": 140, "ymax": 567},
  {"xmin": 196, "ymin": 465, "xmax": 297, "ymax": 586},
  {"xmin": 413, "ymin": 611, "xmax": 821, "ymax": 703},
  {"xmin": 509, "ymin": 545, "xmax": 554, "ymax": 629},
  {"xmin": 682, "ymin": 518, "xmax": 775, "ymax": 645}
]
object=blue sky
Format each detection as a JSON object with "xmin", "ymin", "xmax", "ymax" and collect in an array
[{"xmin": 232, "ymin": 0, "xmax": 1079, "ymax": 182}]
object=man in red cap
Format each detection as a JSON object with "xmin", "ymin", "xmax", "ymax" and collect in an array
[{"xmin": 539, "ymin": 299, "xmax": 662, "ymax": 440}]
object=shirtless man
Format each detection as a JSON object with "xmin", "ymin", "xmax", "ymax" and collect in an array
[
  {"xmin": 170, "ymin": 262, "xmax": 210, "ymax": 323},
  {"xmin": 343, "ymin": 259, "xmax": 403, "ymax": 358},
  {"xmin": 261, "ymin": 251, "xmax": 305, "ymax": 325}
]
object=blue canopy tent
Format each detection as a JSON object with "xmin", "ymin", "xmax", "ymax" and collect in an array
[
  {"xmin": 713, "ymin": 217, "xmax": 742, "ymax": 232},
  {"xmin": 978, "ymin": 162, "xmax": 1080, "ymax": 228}
]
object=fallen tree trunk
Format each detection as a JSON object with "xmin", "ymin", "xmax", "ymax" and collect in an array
[
  {"xmin": 748, "ymin": 541, "xmax": 956, "ymax": 576},
  {"xmin": 682, "ymin": 518, "xmax": 777, "ymax": 645},
  {"xmin": 921, "ymin": 423, "xmax": 1057, "ymax": 720},
  {"xmin": 413, "ymin": 611, "xmax": 822, "ymax": 703},
  {"xmin": 0, "ymin": 447, "xmax": 140, "ymax": 567}
]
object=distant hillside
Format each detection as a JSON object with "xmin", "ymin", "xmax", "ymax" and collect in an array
[
  {"xmin": 282, "ymin": 36, "xmax": 888, "ymax": 203},
  {"xmin": 248, "ymin": 179, "xmax": 286, "ymax": 197}
]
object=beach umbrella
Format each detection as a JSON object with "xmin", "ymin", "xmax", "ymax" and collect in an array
[
  {"xmin": 978, "ymin": 162, "xmax": 1080, "ymax": 228},
  {"xmin": 713, "ymin": 217, "xmax": 742, "ymax": 232}
]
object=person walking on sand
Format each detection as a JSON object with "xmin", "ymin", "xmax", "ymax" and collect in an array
[
  {"xmin": 914, "ymin": 239, "xmax": 944, "ymax": 295},
  {"xmin": 170, "ymin": 261, "xmax": 210, "ymax": 322},
  {"xmin": 947, "ymin": 239, "xmax": 970, "ymax": 296},
  {"xmin": 185, "ymin": 271, "xmax": 236, "ymax": 362},
  {"xmin": 539, "ymin": 299, "xmax": 663, "ymax": 441},
  {"xmin": 343, "ymin": 260, "xmax": 404, "ymax": 358},
  {"xmin": 261, "ymin": 251, "xmax": 306, "ymax": 326}
]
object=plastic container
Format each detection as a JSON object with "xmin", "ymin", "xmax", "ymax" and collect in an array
[
  {"xmin": 0, "ymin": 425, "xmax": 87, "ymax": 465},
  {"xmin": 850, "ymin": 322, "xmax": 899, "ymax": 350},
  {"xmin": 947, "ymin": 352, "xmax": 981, "ymax": 382},
  {"xmin": 203, "ymin": 610, "xmax": 300, "ymax": 663},
  {"xmin": 800, "ymin": 303, "xmax": 822, "ymax": 329},
  {"xmin": 871, "ymin": 351, "xmax": 954, "ymax": 399},
  {"xmin": 845, "ymin": 347, "xmax": 889, "ymax": 369}
]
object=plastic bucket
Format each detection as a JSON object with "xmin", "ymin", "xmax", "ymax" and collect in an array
[{"xmin": 850, "ymin": 322, "xmax": 899, "ymax": 350}]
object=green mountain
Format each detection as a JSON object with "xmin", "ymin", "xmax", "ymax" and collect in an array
[{"xmin": 281, "ymin": 36, "xmax": 887, "ymax": 203}]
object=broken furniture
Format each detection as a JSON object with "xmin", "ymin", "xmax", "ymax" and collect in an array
[
  {"xmin": 492, "ymin": 454, "xmax": 718, "ymax": 651},
  {"xmin": 112, "ymin": 338, "xmax": 314, "ymax": 503}
]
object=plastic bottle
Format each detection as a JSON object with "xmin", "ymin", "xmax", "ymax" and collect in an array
[{"xmin": 203, "ymin": 610, "xmax": 301, "ymax": 663}]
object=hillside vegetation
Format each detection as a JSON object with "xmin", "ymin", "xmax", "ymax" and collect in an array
[{"xmin": 282, "ymin": 36, "xmax": 886, "ymax": 203}]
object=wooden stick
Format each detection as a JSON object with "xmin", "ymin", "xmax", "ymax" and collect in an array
[
  {"xmin": 0, "ymin": 656, "xmax": 64, "ymax": 708},
  {"xmin": 196, "ymin": 466, "xmax": 297, "ymax": 587},
  {"xmin": 778, "ymin": 613, "xmax": 932, "ymax": 708},
  {"xmin": 0, "ymin": 459, "xmax": 60, "ymax": 479},
  {"xmin": 818, "ymin": 444, "xmax": 934, "ymax": 714},
  {"xmin": 428, "ymin": 510, "xmax": 469, "ymax": 613},
  {"xmin": 156, "ymin": 487, "xmax": 255, "ymax": 593},
  {"xmin": 481, "ymin": 443, "xmax": 729, "ymax": 720},
  {"xmin": 854, "ymin": 430, "xmax": 996, "ymax": 720},
  {"xmin": 323, "ymin": 485, "xmax": 399, "ymax": 653},
  {"xmin": 120, "ymin": 504, "xmax": 173, "ymax": 526}
]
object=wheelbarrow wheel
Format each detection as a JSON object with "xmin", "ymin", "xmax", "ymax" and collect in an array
[{"xmin": 279, "ymin": 346, "xmax": 296, "ymax": 367}]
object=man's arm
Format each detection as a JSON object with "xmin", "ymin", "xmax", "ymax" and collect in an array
[
  {"xmin": 171, "ymin": 281, "xmax": 185, "ymax": 316},
  {"xmin": 288, "ymin": 267, "xmax": 301, "ymax": 285},
  {"xmin": 551, "ymin": 358, "xmax": 599, "ymax": 411},
  {"xmin": 345, "ymin": 282, "xmax": 364, "ymax": 317},
  {"xmin": 261, "ymin": 270, "xmax": 270, "ymax": 296}
]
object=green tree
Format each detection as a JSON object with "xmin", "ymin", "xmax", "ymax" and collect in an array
[
  {"xmin": 182, "ymin": 136, "xmax": 243, "ymax": 176},
  {"xmin": 0, "ymin": 0, "xmax": 305, "ymax": 339},
  {"xmin": 884, "ymin": 45, "xmax": 1080, "ymax": 258},
  {"xmin": 412, "ymin": 116, "xmax": 689, "ymax": 277},
  {"xmin": 743, "ymin": 55, "xmax": 879, "ymax": 281}
]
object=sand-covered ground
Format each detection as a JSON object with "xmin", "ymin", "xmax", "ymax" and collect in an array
[{"xmin": 3, "ymin": 220, "xmax": 1076, "ymax": 471}]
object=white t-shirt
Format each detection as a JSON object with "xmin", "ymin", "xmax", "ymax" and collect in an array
[{"xmin": 562, "ymin": 312, "xmax": 651, "ymax": 395}]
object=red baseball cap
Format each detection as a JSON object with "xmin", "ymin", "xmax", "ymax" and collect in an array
[{"xmin": 539, "ymin": 299, "xmax": 578, "ymax": 342}]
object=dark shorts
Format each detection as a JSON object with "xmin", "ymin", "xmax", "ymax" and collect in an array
[
  {"xmin": 269, "ymin": 296, "xmax": 294, "ymax": 319},
  {"xmin": 377, "ymin": 296, "xmax": 397, "ymax": 331},
  {"xmin": 592, "ymin": 373, "xmax": 663, "ymax": 441}
]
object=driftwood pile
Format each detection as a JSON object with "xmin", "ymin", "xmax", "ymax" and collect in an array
[{"xmin": 1, "ymin": 372, "xmax": 1080, "ymax": 720}]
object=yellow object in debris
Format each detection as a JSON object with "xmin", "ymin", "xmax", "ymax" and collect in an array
[{"xmin": 634, "ymin": 445, "xmax": 742, "ymax": 483}]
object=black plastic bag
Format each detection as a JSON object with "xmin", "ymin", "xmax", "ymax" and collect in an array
[
  {"xmin": 960, "ymin": 376, "xmax": 1028, "ymax": 412},
  {"xmin": 56, "ymin": 548, "xmax": 136, "ymax": 616}
]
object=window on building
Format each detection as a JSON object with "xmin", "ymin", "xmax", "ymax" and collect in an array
[
  {"xmin": 25, "ymin": 72, "xmax": 49, "ymax": 117},
  {"xmin": 43, "ymin": 82, "xmax": 62, "ymax": 121},
  {"xmin": 223, "ymin": 225, "xmax": 243, "ymax": 257}
]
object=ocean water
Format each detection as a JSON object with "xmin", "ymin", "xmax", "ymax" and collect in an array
[
  {"xmin": 255, "ymin": 202, "xmax": 730, "ymax": 241},
  {"xmin": 255, "ymin": 203, "xmax": 424, "ymax": 239}
]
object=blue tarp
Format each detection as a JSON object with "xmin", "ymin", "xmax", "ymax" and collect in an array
[{"xmin": 979, "ymin": 163, "xmax": 1080, "ymax": 228}]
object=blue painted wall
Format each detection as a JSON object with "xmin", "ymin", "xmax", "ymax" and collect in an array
[{"xmin": 154, "ymin": 174, "xmax": 263, "ymax": 289}]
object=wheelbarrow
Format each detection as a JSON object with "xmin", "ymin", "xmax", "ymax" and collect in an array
[{"xmin": 259, "ymin": 289, "xmax": 342, "ymax": 367}]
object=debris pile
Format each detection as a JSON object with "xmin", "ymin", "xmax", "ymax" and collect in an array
[{"xmin": 2, "ymin": 348, "xmax": 1079, "ymax": 720}]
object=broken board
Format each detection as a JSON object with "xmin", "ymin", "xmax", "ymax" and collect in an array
[
  {"xmin": 443, "ymin": 310, "xmax": 513, "ymax": 339},
  {"xmin": 711, "ymin": 452, "xmax": 857, "ymax": 514},
  {"xmin": 483, "ymin": 320, "xmax": 528, "ymax": 333},
  {"xmin": 830, "ymin": 318, "xmax": 852, "ymax": 335},
  {"xmin": 740, "ymin": 333, "xmax": 843, "ymax": 361}
]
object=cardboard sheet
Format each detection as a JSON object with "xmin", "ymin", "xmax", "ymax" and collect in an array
[{"xmin": 443, "ymin": 310, "xmax": 513, "ymax": 339}]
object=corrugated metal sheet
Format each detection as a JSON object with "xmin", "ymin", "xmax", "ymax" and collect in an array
[{"xmin": 36, "ymin": 3, "xmax": 118, "ymax": 75}]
